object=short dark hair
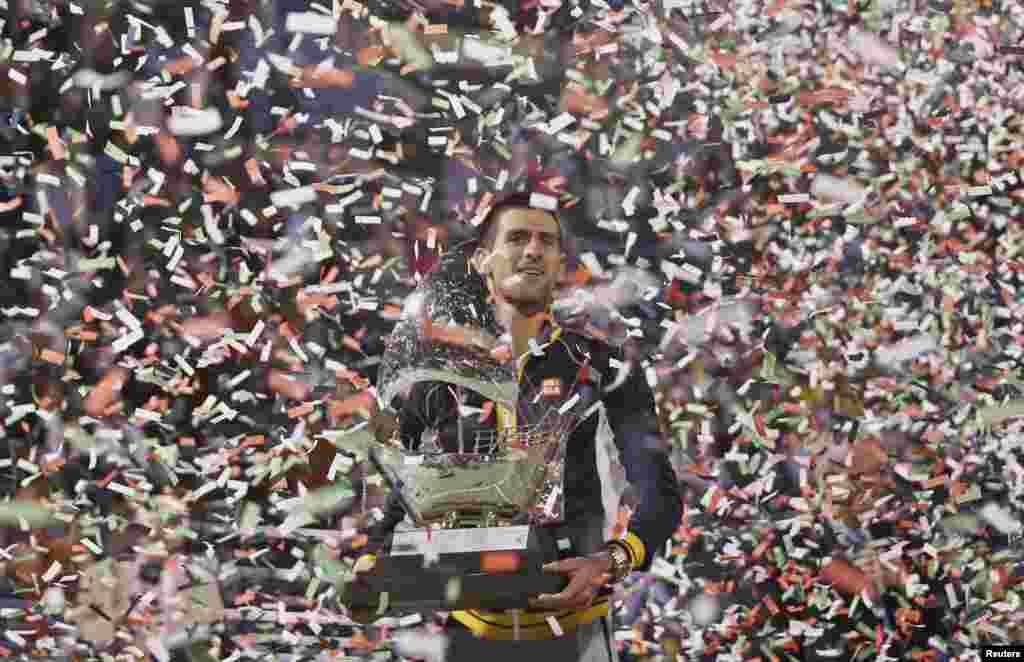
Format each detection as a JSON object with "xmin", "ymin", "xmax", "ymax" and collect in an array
[{"xmin": 474, "ymin": 192, "xmax": 566, "ymax": 251}]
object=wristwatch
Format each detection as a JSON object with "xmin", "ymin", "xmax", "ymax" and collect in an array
[{"xmin": 605, "ymin": 541, "xmax": 633, "ymax": 583}]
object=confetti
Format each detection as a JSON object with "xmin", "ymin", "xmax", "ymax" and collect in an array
[
  {"xmin": 0, "ymin": 0, "xmax": 1021, "ymax": 658},
  {"xmin": 167, "ymin": 108, "xmax": 224, "ymax": 136},
  {"xmin": 285, "ymin": 12, "xmax": 338, "ymax": 35},
  {"xmin": 392, "ymin": 631, "xmax": 448, "ymax": 662}
]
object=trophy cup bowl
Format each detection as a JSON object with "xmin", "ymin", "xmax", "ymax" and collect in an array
[
  {"xmin": 343, "ymin": 246, "xmax": 586, "ymax": 616},
  {"xmin": 346, "ymin": 420, "xmax": 576, "ymax": 615}
]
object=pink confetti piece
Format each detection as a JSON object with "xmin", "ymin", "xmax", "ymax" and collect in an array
[{"xmin": 847, "ymin": 28, "xmax": 902, "ymax": 68}]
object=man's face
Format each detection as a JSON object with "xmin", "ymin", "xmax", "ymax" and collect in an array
[{"xmin": 474, "ymin": 207, "xmax": 566, "ymax": 309}]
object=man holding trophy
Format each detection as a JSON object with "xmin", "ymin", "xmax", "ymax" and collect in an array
[{"xmin": 352, "ymin": 193, "xmax": 683, "ymax": 661}]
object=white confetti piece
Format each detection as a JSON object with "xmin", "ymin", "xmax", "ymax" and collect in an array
[
  {"xmin": 979, "ymin": 503, "xmax": 1022, "ymax": 535},
  {"xmin": 167, "ymin": 108, "xmax": 224, "ymax": 136},
  {"xmin": 115, "ymin": 306, "xmax": 141, "ymax": 329},
  {"xmin": 289, "ymin": 337, "xmax": 309, "ymax": 363},
  {"xmin": 184, "ymin": 7, "xmax": 196, "ymax": 38},
  {"xmin": 945, "ymin": 583, "xmax": 959, "ymax": 608},
  {"xmin": 42, "ymin": 560, "xmax": 62, "ymax": 583},
  {"xmin": 16, "ymin": 458, "xmax": 38, "ymax": 473},
  {"xmin": 5, "ymin": 404, "xmax": 36, "ymax": 426},
  {"xmin": 874, "ymin": 335, "xmax": 938, "ymax": 364},
  {"xmin": 690, "ymin": 593, "xmax": 720, "ymax": 625},
  {"xmin": 329, "ymin": 191, "xmax": 363, "ymax": 212},
  {"xmin": 247, "ymin": 320, "xmax": 265, "ymax": 347},
  {"xmin": 43, "ymin": 586, "xmax": 65, "ymax": 611},
  {"xmin": 811, "ymin": 174, "xmax": 865, "ymax": 204},
  {"xmin": 558, "ymin": 393, "xmax": 581, "ymax": 414},
  {"xmin": 189, "ymin": 481, "xmax": 219, "ymax": 501},
  {"xmin": 392, "ymin": 631, "xmax": 447, "ymax": 662},
  {"xmin": 223, "ymin": 116, "xmax": 244, "ymax": 140},
  {"xmin": 285, "ymin": 12, "xmax": 338, "ymax": 35},
  {"xmin": 107, "ymin": 482, "xmax": 137, "ymax": 498},
  {"xmin": 112, "ymin": 328, "xmax": 144, "ymax": 353},
  {"xmin": 272, "ymin": 186, "xmax": 317, "ymax": 209}
]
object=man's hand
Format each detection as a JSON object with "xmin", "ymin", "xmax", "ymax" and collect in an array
[{"xmin": 528, "ymin": 553, "xmax": 612, "ymax": 611}]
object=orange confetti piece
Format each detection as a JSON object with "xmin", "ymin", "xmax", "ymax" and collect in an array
[
  {"xmin": 0, "ymin": 196, "xmax": 23, "ymax": 213},
  {"xmin": 357, "ymin": 46, "xmax": 387, "ymax": 67},
  {"xmin": 292, "ymin": 66, "xmax": 355, "ymax": 88},
  {"xmin": 46, "ymin": 126, "xmax": 65, "ymax": 160},
  {"xmin": 84, "ymin": 366, "xmax": 129, "ymax": 417},
  {"xmin": 227, "ymin": 92, "xmax": 250, "ymax": 109},
  {"xmin": 39, "ymin": 349, "xmax": 64, "ymax": 365},
  {"xmin": 821, "ymin": 559, "xmax": 868, "ymax": 596},
  {"xmin": 288, "ymin": 402, "xmax": 316, "ymax": 419},
  {"xmin": 268, "ymin": 370, "xmax": 311, "ymax": 401},
  {"xmin": 180, "ymin": 313, "xmax": 232, "ymax": 340},
  {"xmin": 480, "ymin": 551, "xmax": 521, "ymax": 574},
  {"xmin": 797, "ymin": 87, "xmax": 852, "ymax": 106},
  {"xmin": 327, "ymin": 392, "xmax": 375, "ymax": 419},
  {"xmin": 299, "ymin": 294, "xmax": 339, "ymax": 310},
  {"xmin": 708, "ymin": 51, "xmax": 738, "ymax": 68},
  {"xmin": 142, "ymin": 195, "xmax": 172, "ymax": 207},
  {"xmin": 204, "ymin": 188, "xmax": 240, "ymax": 205},
  {"xmin": 156, "ymin": 132, "xmax": 182, "ymax": 164},
  {"xmin": 245, "ymin": 158, "xmax": 265, "ymax": 185},
  {"xmin": 163, "ymin": 56, "xmax": 198, "ymax": 75}
]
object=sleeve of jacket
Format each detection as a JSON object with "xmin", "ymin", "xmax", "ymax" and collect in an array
[{"xmin": 600, "ymin": 348, "xmax": 683, "ymax": 573}]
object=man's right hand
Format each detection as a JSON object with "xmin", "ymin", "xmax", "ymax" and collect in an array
[{"xmin": 353, "ymin": 553, "xmax": 377, "ymax": 575}]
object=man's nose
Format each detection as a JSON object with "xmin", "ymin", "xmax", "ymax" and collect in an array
[{"xmin": 523, "ymin": 234, "xmax": 544, "ymax": 256}]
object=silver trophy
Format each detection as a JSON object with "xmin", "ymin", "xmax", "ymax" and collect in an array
[{"xmin": 347, "ymin": 246, "xmax": 597, "ymax": 614}]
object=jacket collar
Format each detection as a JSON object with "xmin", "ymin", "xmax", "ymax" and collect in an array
[{"xmin": 514, "ymin": 309, "xmax": 563, "ymax": 378}]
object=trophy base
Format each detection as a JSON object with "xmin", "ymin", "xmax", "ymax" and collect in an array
[{"xmin": 346, "ymin": 525, "xmax": 571, "ymax": 614}]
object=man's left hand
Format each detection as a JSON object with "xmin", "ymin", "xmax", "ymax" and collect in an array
[{"xmin": 528, "ymin": 553, "xmax": 612, "ymax": 611}]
